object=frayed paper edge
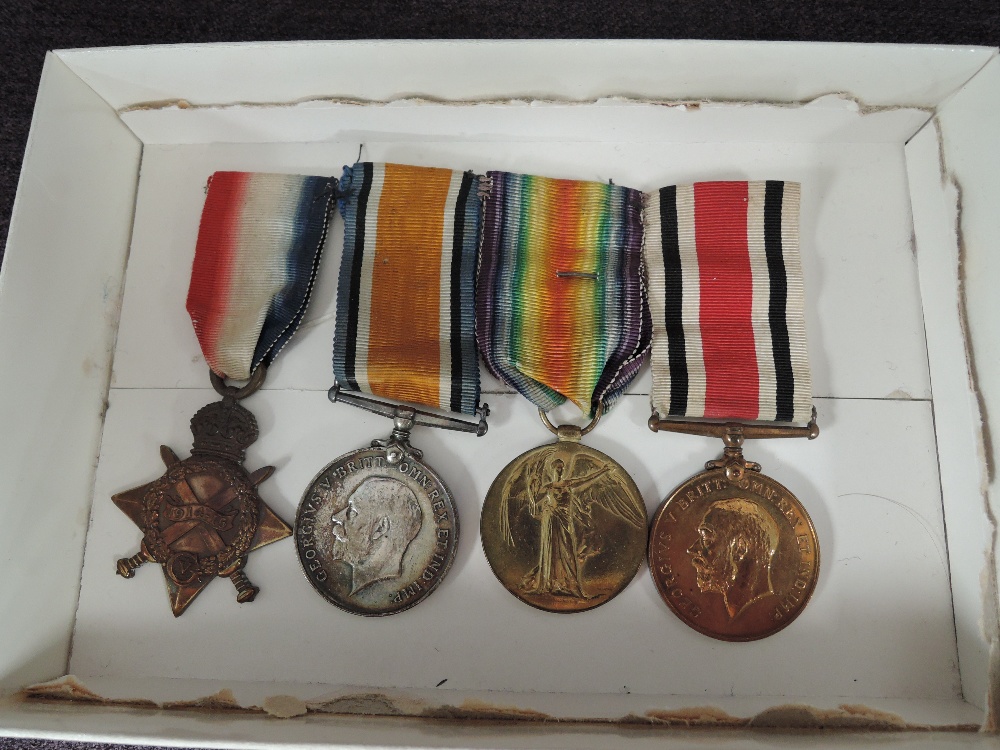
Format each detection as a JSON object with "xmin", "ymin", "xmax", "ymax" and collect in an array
[
  {"xmin": 117, "ymin": 92, "xmax": 927, "ymax": 116},
  {"xmin": 18, "ymin": 676, "xmax": 981, "ymax": 732},
  {"xmin": 932, "ymin": 112, "xmax": 1000, "ymax": 730}
]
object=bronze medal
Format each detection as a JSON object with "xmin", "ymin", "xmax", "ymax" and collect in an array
[
  {"xmin": 481, "ymin": 415, "xmax": 647, "ymax": 613},
  {"xmin": 113, "ymin": 372, "xmax": 292, "ymax": 616},
  {"xmin": 642, "ymin": 179, "xmax": 821, "ymax": 639},
  {"xmin": 113, "ymin": 171, "xmax": 333, "ymax": 615},
  {"xmin": 648, "ymin": 426, "xmax": 819, "ymax": 641}
]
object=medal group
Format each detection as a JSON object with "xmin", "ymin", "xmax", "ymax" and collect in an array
[{"xmin": 113, "ymin": 162, "xmax": 820, "ymax": 642}]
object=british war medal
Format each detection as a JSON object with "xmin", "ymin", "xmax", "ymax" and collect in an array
[
  {"xmin": 644, "ymin": 180, "xmax": 820, "ymax": 640},
  {"xmin": 296, "ymin": 163, "xmax": 487, "ymax": 616},
  {"xmin": 114, "ymin": 172, "xmax": 335, "ymax": 616},
  {"xmin": 477, "ymin": 172, "xmax": 651, "ymax": 613}
]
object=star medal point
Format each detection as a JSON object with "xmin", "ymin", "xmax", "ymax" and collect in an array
[{"xmin": 113, "ymin": 371, "xmax": 291, "ymax": 616}]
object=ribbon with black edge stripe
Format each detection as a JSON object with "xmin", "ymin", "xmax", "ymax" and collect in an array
[
  {"xmin": 332, "ymin": 162, "xmax": 482, "ymax": 416},
  {"xmin": 643, "ymin": 180, "xmax": 811, "ymax": 424}
]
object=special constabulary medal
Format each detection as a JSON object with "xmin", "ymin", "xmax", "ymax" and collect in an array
[
  {"xmin": 477, "ymin": 172, "xmax": 651, "ymax": 613},
  {"xmin": 648, "ymin": 456, "xmax": 818, "ymax": 641},
  {"xmin": 295, "ymin": 163, "xmax": 487, "ymax": 616},
  {"xmin": 643, "ymin": 181, "xmax": 820, "ymax": 640},
  {"xmin": 113, "ymin": 172, "xmax": 335, "ymax": 616}
]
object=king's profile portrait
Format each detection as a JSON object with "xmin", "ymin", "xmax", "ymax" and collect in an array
[
  {"xmin": 687, "ymin": 497, "xmax": 780, "ymax": 618},
  {"xmin": 329, "ymin": 477, "xmax": 423, "ymax": 594}
]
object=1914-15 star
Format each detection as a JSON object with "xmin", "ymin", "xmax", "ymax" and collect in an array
[{"xmin": 112, "ymin": 396, "xmax": 291, "ymax": 616}]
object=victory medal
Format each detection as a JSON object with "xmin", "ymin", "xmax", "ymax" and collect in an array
[
  {"xmin": 477, "ymin": 172, "xmax": 651, "ymax": 613},
  {"xmin": 643, "ymin": 180, "xmax": 820, "ymax": 640},
  {"xmin": 481, "ymin": 411, "xmax": 648, "ymax": 613}
]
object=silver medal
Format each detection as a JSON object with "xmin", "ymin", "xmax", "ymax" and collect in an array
[{"xmin": 295, "ymin": 387, "xmax": 485, "ymax": 616}]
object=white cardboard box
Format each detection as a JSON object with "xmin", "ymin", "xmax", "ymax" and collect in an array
[{"xmin": 0, "ymin": 41, "xmax": 998, "ymax": 747}]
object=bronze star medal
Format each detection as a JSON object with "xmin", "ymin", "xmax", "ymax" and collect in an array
[
  {"xmin": 112, "ymin": 171, "xmax": 334, "ymax": 616},
  {"xmin": 113, "ymin": 382, "xmax": 291, "ymax": 616}
]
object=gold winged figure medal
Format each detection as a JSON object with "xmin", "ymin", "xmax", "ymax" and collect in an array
[{"xmin": 477, "ymin": 171, "xmax": 651, "ymax": 613}]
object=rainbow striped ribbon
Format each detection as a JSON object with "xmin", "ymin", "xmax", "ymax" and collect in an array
[
  {"xmin": 333, "ymin": 163, "xmax": 482, "ymax": 415},
  {"xmin": 477, "ymin": 172, "xmax": 650, "ymax": 418},
  {"xmin": 187, "ymin": 172, "xmax": 335, "ymax": 381},
  {"xmin": 644, "ymin": 181, "xmax": 812, "ymax": 424}
]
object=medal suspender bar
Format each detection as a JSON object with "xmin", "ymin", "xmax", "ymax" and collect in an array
[
  {"xmin": 295, "ymin": 162, "xmax": 487, "ymax": 617},
  {"xmin": 643, "ymin": 180, "xmax": 821, "ymax": 641}
]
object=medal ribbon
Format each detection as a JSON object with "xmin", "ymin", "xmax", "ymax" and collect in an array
[
  {"xmin": 644, "ymin": 180, "xmax": 811, "ymax": 423},
  {"xmin": 333, "ymin": 163, "xmax": 482, "ymax": 415},
  {"xmin": 477, "ymin": 172, "xmax": 650, "ymax": 418},
  {"xmin": 187, "ymin": 171, "xmax": 335, "ymax": 380}
]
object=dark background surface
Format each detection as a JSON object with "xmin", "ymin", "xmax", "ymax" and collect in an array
[
  {"xmin": 2, "ymin": 0, "xmax": 1000, "ymax": 265},
  {"xmin": 1, "ymin": 1, "xmax": 998, "ymax": 748}
]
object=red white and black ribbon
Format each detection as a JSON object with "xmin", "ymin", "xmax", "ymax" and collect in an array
[{"xmin": 643, "ymin": 180, "xmax": 811, "ymax": 424}]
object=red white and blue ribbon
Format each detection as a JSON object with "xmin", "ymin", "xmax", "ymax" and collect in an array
[
  {"xmin": 187, "ymin": 172, "xmax": 335, "ymax": 381},
  {"xmin": 643, "ymin": 181, "xmax": 812, "ymax": 424}
]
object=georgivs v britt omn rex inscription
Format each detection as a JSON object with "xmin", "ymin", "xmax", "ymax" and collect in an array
[{"xmin": 296, "ymin": 445, "xmax": 458, "ymax": 616}]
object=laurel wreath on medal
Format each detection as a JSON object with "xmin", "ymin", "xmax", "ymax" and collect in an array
[{"xmin": 142, "ymin": 458, "xmax": 258, "ymax": 578}]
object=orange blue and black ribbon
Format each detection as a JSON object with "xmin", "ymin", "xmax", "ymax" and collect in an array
[{"xmin": 333, "ymin": 163, "xmax": 482, "ymax": 416}]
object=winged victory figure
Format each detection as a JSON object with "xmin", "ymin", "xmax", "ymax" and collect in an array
[{"xmin": 498, "ymin": 448, "xmax": 647, "ymax": 600}]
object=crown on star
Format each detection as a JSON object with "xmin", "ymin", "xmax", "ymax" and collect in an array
[{"xmin": 190, "ymin": 399, "xmax": 259, "ymax": 461}]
